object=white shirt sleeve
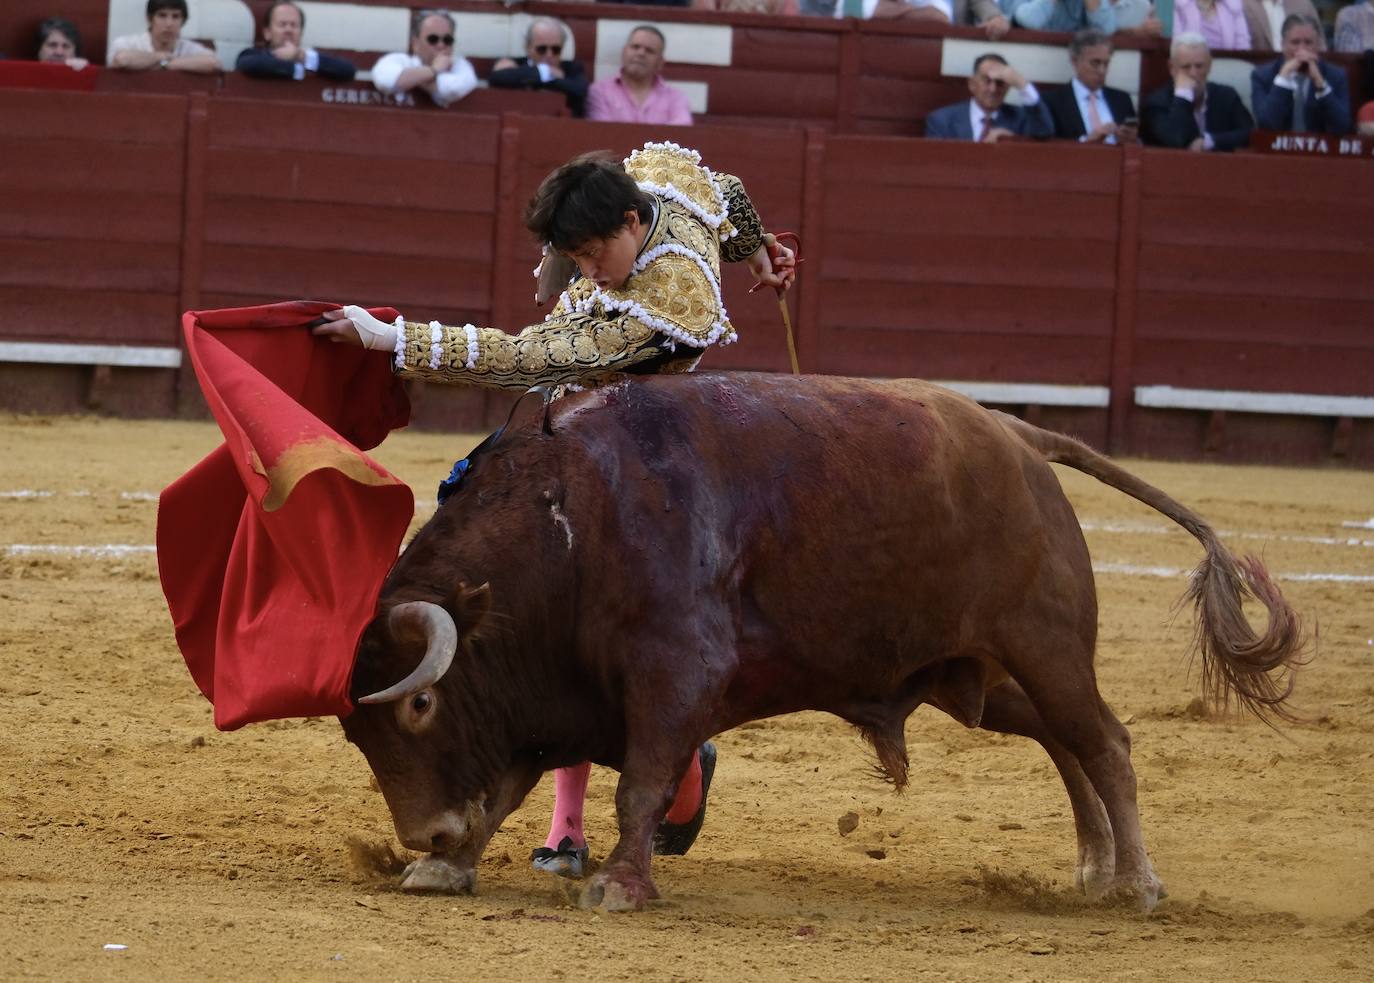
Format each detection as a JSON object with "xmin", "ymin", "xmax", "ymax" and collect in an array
[
  {"xmin": 371, "ymin": 52, "xmax": 412, "ymax": 94},
  {"xmin": 1019, "ymin": 81, "xmax": 1041, "ymax": 105},
  {"xmin": 434, "ymin": 56, "xmax": 478, "ymax": 106},
  {"xmin": 109, "ymin": 32, "xmax": 144, "ymax": 54},
  {"xmin": 175, "ymin": 38, "xmax": 217, "ymax": 61}
]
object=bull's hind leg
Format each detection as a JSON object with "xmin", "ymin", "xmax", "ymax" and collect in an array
[
  {"xmin": 978, "ymin": 679, "xmax": 1115, "ymax": 898},
  {"xmin": 1007, "ymin": 643, "xmax": 1164, "ymax": 911}
]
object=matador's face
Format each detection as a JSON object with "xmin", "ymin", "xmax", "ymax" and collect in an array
[{"xmin": 565, "ymin": 210, "xmax": 644, "ymax": 292}]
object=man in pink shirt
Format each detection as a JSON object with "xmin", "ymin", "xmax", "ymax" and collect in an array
[{"xmin": 587, "ymin": 25, "xmax": 693, "ymax": 126}]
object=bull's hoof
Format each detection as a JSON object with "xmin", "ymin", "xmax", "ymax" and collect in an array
[
  {"xmin": 1077, "ymin": 858, "xmax": 1116, "ymax": 901},
  {"xmin": 1098, "ymin": 874, "xmax": 1164, "ymax": 913},
  {"xmin": 400, "ymin": 855, "xmax": 476, "ymax": 895},
  {"xmin": 579, "ymin": 871, "xmax": 656, "ymax": 912}
]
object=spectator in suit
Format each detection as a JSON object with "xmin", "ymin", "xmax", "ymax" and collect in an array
[
  {"xmin": 1242, "ymin": 0, "xmax": 1323, "ymax": 52},
  {"xmin": 1044, "ymin": 29, "xmax": 1139, "ymax": 143},
  {"xmin": 1251, "ymin": 14, "xmax": 1353, "ymax": 133},
  {"xmin": 236, "ymin": 2, "xmax": 356, "ymax": 82},
  {"xmin": 587, "ymin": 26, "xmax": 692, "ymax": 125},
  {"xmin": 1173, "ymin": 0, "xmax": 1251, "ymax": 49},
  {"xmin": 1334, "ymin": 0, "xmax": 1374, "ymax": 52},
  {"xmin": 35, "ymin": 16, "xmax": 88, "ymax": 70},
  {"xmin": 1002, "ymin": 0, "xmax": 1117, "ymax": 34},
  {"xmin": 1143, "ymin": 33, "xmax": 1255, "ymax": 150},
  {"xmin": 109, "ymin": 0, "xmax": 220, "ymax": 74},
  {"xmin": 925, "ymin": 54, "xmax": 1054, "ymax": 141},
  {"xmin": 489, "ymin": 17, "xmax": 589, "ymax": 117},
  {"xmin": 371, "ymin": 9, "xmax": 478, "ymax": 107}
]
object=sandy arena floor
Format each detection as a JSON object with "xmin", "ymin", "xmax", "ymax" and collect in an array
[{"xmin": 1, "ymin": 411, "xmax": 1371, "ymax": 981}]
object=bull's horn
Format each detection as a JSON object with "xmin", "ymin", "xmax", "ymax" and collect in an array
[{"xmin": 358, "ymin": 601, "xmax": 459, "ymax": 704}]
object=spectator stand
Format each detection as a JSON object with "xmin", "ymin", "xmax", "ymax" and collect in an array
[
  {"xmin": 0, "ymin": 1, "xmax": 1371, "ymax": 461},
  {"xmin": 1, "ymin": 2, "xmax": 1366, "ymax": 124}
]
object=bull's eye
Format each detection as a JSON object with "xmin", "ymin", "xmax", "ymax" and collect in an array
[{"xmin": 397, "ymin": 689, "xmax": 437, "ymax": 733}]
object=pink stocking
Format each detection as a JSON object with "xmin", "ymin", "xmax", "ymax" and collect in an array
[{"xmin": 544, "ymin": 762, "xmax": 591, "ymax": 850}]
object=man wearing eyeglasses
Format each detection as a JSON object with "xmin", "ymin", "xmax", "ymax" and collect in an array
[
  {"xmin": 371, "ymin": 9, "xmax": 477, "ymax": 107},
  {"xmin": 489, "ymin": 17, "xmax": 589, "ymax": 117}
]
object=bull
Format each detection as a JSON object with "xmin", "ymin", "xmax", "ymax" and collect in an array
[{"xmin": 340, "ymin": 373, "xmax": 1304, "ymax": 913}]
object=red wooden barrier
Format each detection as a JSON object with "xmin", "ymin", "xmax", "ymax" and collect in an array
[
  {"xmin": 0, "ymin": 84, "xmax": 1371, "ymax": 461},
  {"xmin": 813, "ymin": 137, "xmax": 1120, "ymax": 389}
]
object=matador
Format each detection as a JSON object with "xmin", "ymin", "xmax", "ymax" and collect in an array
[
  {"xmin": 318, "ymin": 140, "xmax": 794, "ymax": 388},
  {"xmin": 315, "ymin": 140, "xmax": 795, "ymax": 884}
]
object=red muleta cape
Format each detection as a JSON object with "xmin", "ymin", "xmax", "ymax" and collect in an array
[{"xmin": 158, "ymin": 302, "xmax": 414, "ymax": 730}]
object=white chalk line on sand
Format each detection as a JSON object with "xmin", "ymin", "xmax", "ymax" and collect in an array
[
  {"xmin": 1092, "ymin": 562, "xmax": 1374, "ymax": 584},
  {"xmin": 3, "ymin": 544, "xmax": 1372, "ymax": 583},
  {"xmin": 10, "ymin": 489, "xmax": 1370, "ymax": 546},
  {"xmin": 1, "ymin": 489, "xmax": 153, "ymax": 500},
  {"xmin": 1079, "ymin": 518, "xmax": 1374, "ymax": 550},
  {"xmin": 6, "ymin": 490, "xmax": 1372, "ymax": 544},
  {"xmin": 5, "ymin": 545, "xmax": 156, "ymax": 558}
]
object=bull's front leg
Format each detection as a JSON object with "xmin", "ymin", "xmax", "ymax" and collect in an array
[
  {"xmin": 580, "ymin": 745, "xmax": 694, "ymax": 912},
  {"xmin": 582, "ymin": 624, "xmax": 733, "ymax": 912}
]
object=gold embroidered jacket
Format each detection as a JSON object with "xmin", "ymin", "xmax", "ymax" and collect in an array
[{"xmin": 394, "ymin": 141, "xmax": 766, "ymax": 389}]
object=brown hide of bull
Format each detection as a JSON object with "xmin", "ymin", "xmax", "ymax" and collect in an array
[{"xmin": 341, "ymin": 372, "xmax": 1304, "ymax": 913}]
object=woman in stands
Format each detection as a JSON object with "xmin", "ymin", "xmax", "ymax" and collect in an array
[
  {"xmin": 35, "ymin": 16, "xmax": 87, "ymax": 70},
  {"xmin": 1173, "ymin": 0, "xmax": 1251, "ymax": 50}
]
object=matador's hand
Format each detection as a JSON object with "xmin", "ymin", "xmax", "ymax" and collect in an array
[
  {"xmin": 748, "ymin": 235, "xmax": 797, "ymax": 293},
  {"xmin": 312, "ymin": 306, "xmax": 402, "ymax": 352}
]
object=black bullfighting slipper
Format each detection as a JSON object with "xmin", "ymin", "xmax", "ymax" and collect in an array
[
  {"xmin": 653, "ymin": 741, "xmax": 717, "ymax": 857},
  {"xmin": 530, "ymin": 836, "xmax": 589, "ymax": 879}
]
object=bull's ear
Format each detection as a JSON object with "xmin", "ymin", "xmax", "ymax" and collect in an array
[{"xmin": 450, "ymin": 581, "xmax": 492, "ymax": 642}]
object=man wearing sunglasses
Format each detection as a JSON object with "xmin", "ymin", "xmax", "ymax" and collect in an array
[
  {"xmin": 489, "ymin": 17, "xmax": 589, "ymax": 117},
  {"xmin": 371, "ymin": 9, "xmax": 477, "ymax": 107}
]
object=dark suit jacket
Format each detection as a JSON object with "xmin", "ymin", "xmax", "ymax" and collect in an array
[
  {"xmin": 924, "ymin": 98, "xmax": 1053, "ymax": 140},
  {"xmin": 235, "ymin": 46, "xmax": 356, "ymax": 81},
  {"xmin": 487, "ymin": 56, "xmax": 588, "ymax": 117},
  {"xmin": 1142, "ymin": 81, "xmax": 1254, "ymax": 152},
  {"xmin": 1043, "ymin": 83, "xmax": 1136, "ymax": 140},
  {"xmin": 1250, "ymin": 59, "xmax": 1352, "ymax": 135}
]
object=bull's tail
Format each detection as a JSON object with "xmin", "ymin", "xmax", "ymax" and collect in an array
[{"xmin": 995, "ymin": 412, "xmax": 1308, "ymax": 725}]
